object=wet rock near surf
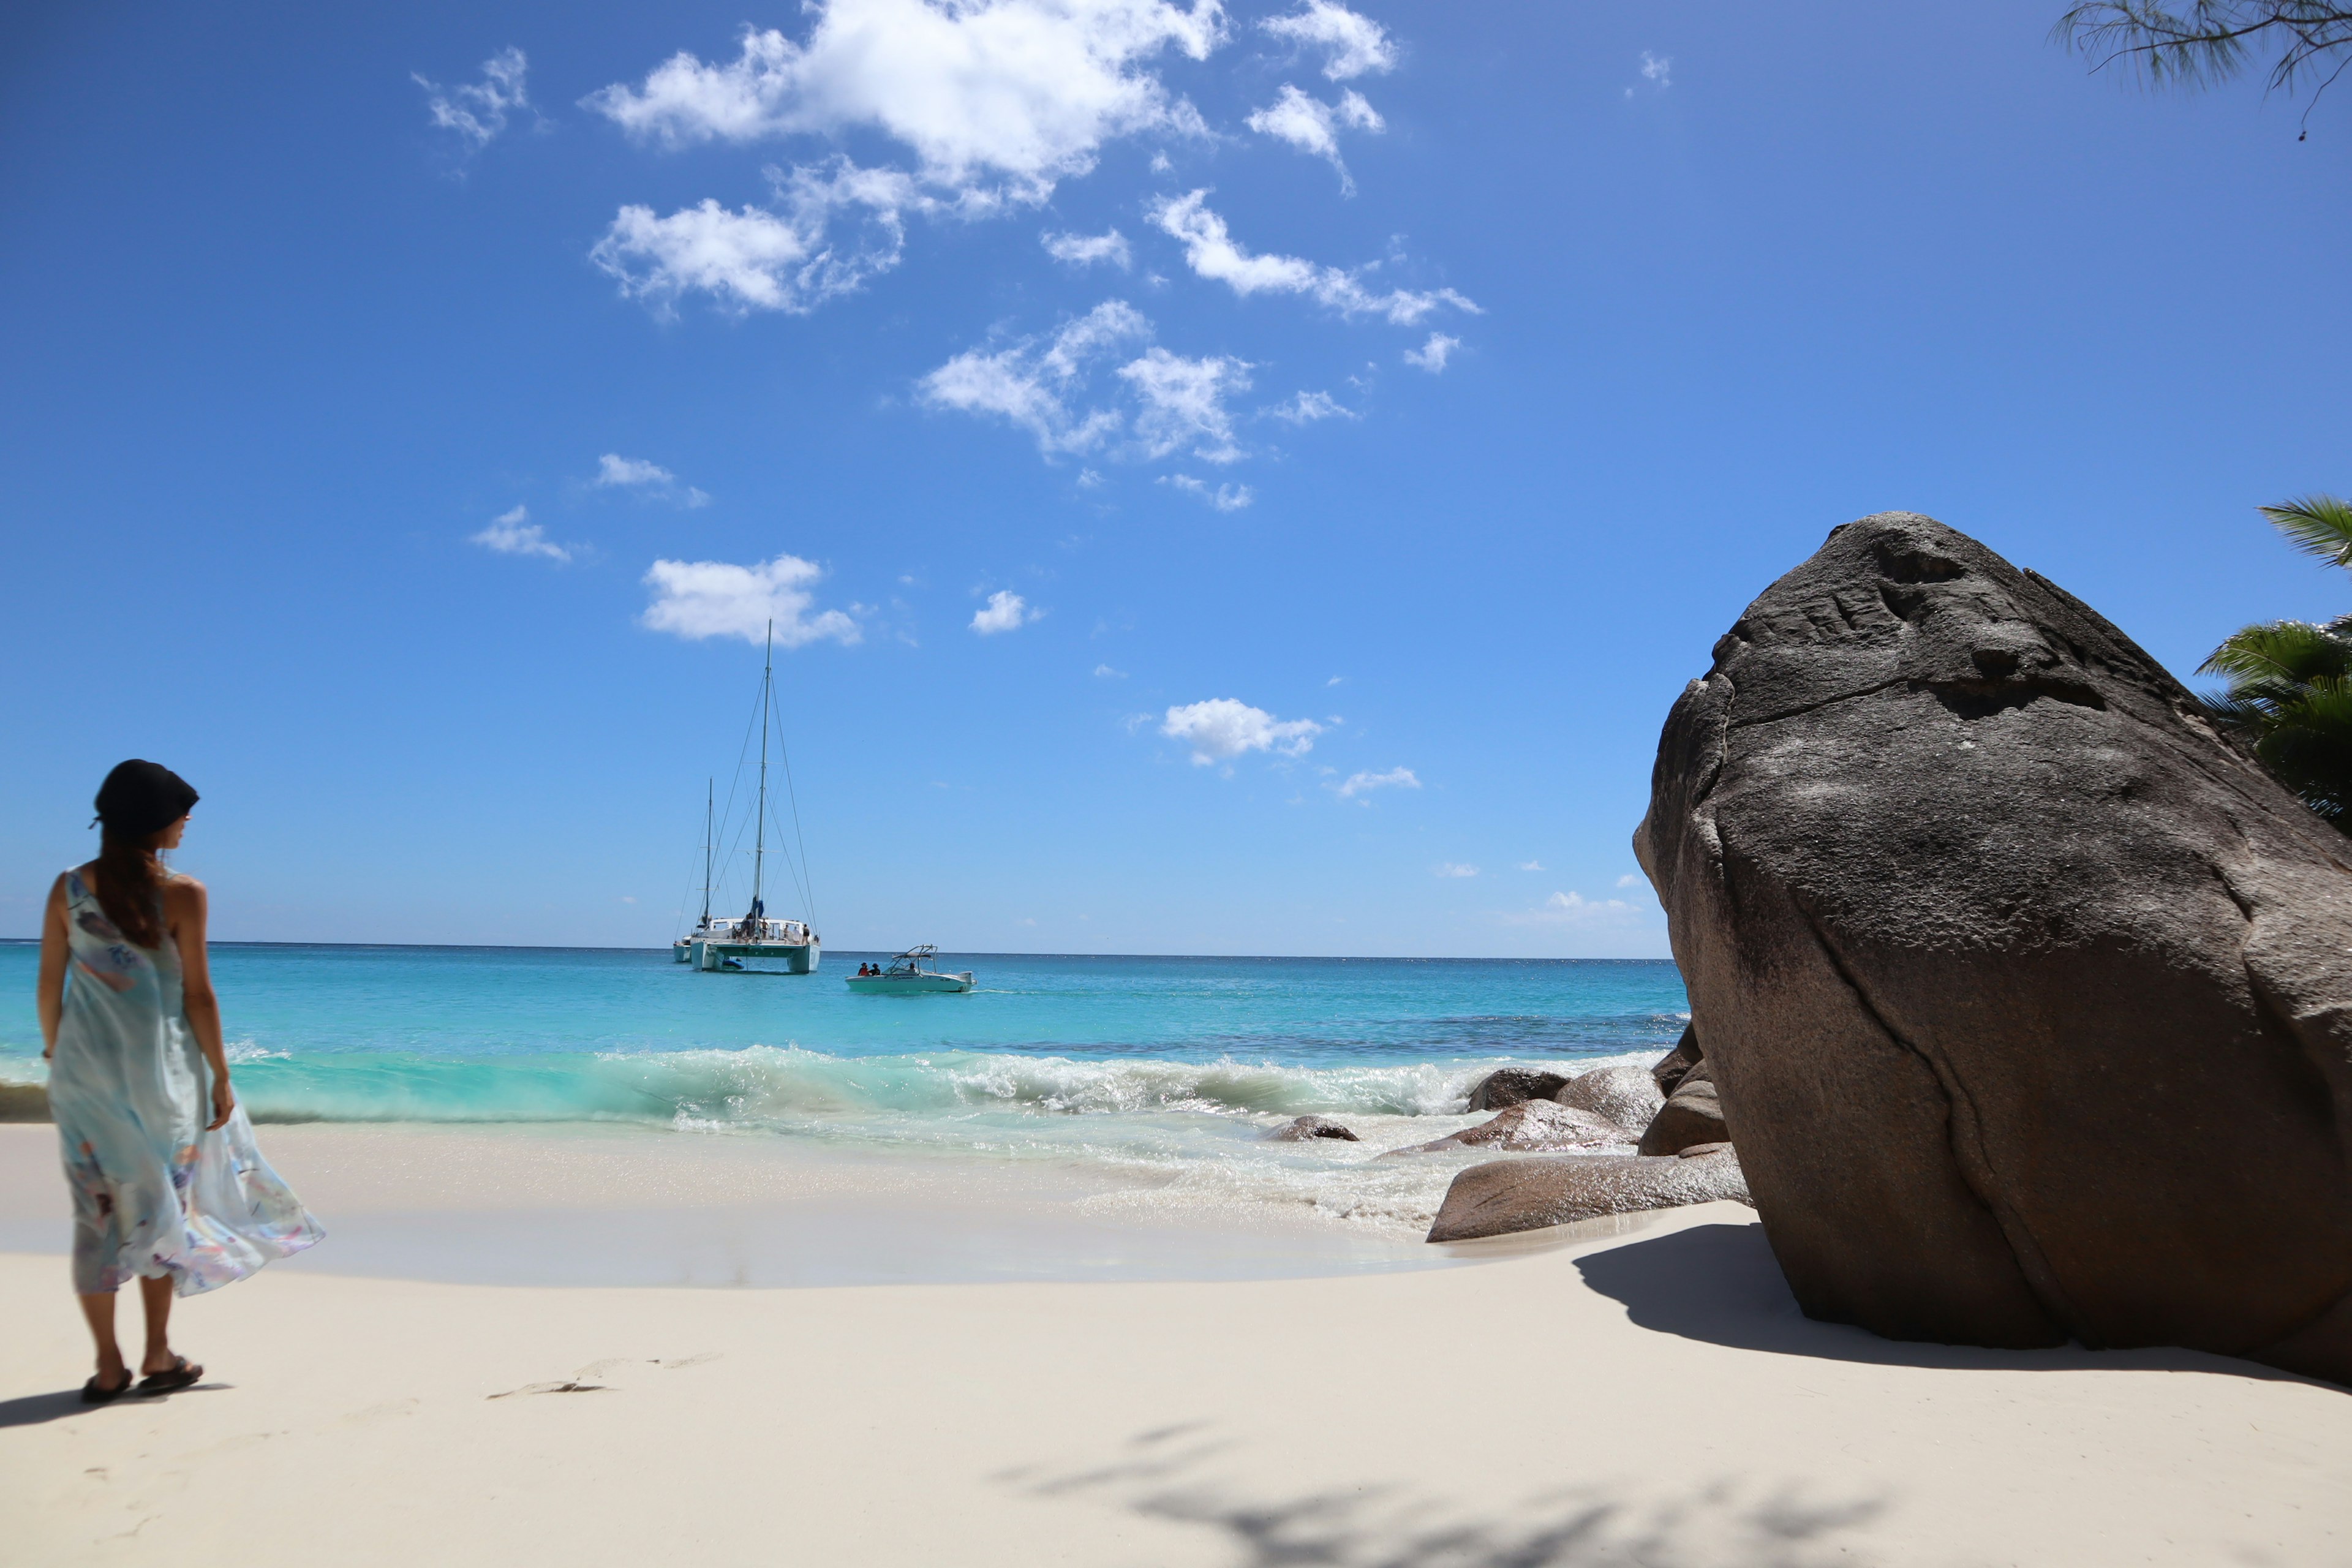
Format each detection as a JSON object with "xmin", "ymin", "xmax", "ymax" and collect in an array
[
  {"xmin": 1267, "ymin": 1115, "xmax": 1361, "ymax": 1142},
  {"xmin": 1463, "ymin": 1068, "xmax": 1570, "ymax": 1112},
  {"xmin": 1636, "ymin": 1062, "xmax": 1726, "ymax": 1156},
  {"xmin": 1425, "ymin": 1148, "xmax": 1751, "ymax": 1243},
  {"xmin": 1389, "ymin": 1099, "xmax": 1626, "ymax": 1156},
  {"xmin": 1649, "ymin": 1025, "xmax": 1703, "ymax": 1097},
  {"xmin": 1634, "ymin": 509, "xmax": 2352, "ymax": 1381},
  {"xmin": 1553, "ymin": 1065, "xmax": 1664, "ymax": 1137}
]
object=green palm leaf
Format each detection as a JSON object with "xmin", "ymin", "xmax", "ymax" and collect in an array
[{"xmin": 2260, "ymin": 494, "xmax": 2352, "ymax": 569}]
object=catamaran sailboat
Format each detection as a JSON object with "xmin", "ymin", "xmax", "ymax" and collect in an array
[{"xmin": 677, "ymin": 624, "xmax": 821, "ymax": 975}]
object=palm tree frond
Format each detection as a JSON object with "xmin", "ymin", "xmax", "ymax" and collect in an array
[{"xmin": 2260, "ymin": 494, "xmax": 2352, "ymax": 568}]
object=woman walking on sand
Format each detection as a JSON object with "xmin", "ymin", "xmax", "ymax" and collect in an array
[{"xmin": 37, "ymin": 760, "xmax": 322, "ymax": 1403}]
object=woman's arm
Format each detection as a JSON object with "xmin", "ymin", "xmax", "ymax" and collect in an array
[
  {"xmin": 36, "ymin": 875, "xmax": 68, "ymax": 1060},
  {"xmin": 166, "ymin": 877, "xmax": 234, "ymax": 1131}
]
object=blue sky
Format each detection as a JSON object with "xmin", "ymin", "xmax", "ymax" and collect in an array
[{"xmin": 2, "ymin": 0, "xmax": 2346, "ymax": 957}]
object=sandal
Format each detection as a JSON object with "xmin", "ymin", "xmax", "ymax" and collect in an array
[
  {"xmin": 81, "ymin": 1371, "xmax": 133, "ymax": 1404},
  {"xmin": 135, "ymin": 1355, "xmax": 203, "ymax": 1395}
]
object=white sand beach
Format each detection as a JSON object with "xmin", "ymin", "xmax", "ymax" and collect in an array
[{"xmin": 3, "ymin": 1125, "xmax": 2348, "ymax": 1567}]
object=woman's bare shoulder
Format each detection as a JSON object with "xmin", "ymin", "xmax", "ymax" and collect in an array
[{"xmin": 162, "ymin": 873, "xmax": 209, "ymax": 905}]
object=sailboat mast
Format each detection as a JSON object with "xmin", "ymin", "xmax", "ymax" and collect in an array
[
  {"xmin": 752, "ymin": 620, "xmax": 772, "ymax": 931},
  {"xmin": 699, "ymin": 778, "xmax": 713, "ymax": 927}
]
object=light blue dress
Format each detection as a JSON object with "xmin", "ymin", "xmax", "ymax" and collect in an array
[{"xmin": 48, "ymin": 868, "xmax": 322, "ymax": 1295}]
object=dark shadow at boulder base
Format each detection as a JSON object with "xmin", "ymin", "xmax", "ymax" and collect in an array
[{"xmin": 1576, "ymin": 1223, "xmax": 2329, "ymax": 1387}]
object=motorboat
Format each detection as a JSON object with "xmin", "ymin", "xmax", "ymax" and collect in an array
[{"xmin": 845, "ymin": 946, "xmax": 974, "ymax": 994}]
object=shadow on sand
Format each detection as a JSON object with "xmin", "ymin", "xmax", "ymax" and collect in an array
[
  {"xmin": 1576, "ymin": 1221, "xmax": 2324, "ymax": 1384},
  {"xmin": 999, "ymin": 1423, "xmax": 1887, "ymax": 1568},
  {"xmin": 0, "ymin": 1381, "xmax": 228, "ymax": 1430}
]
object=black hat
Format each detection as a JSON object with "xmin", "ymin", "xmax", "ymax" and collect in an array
[{"xmin": 93, "ymin": 760, "xmax": 200, "ymax": 841}]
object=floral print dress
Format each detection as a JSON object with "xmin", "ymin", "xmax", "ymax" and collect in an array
[{"xmin": 48, "ymin": 869, "xmax": 322, "ymax": 1295}]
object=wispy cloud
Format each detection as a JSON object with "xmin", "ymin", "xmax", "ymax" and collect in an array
[
  {"xmin": 415, "ymin": 47, "xmax": 533, "ymax": 153},
  {"xmin": 1094, "ymin": 663, "xmax": 1128, "ymax": 679},
  {"xmin": 1150, "ymin": 191, "xmax": 1476, "ymax": 324},
  {"xmin": 1520, "ymin": 860, "xmax": 1545, "ymax": 872},
  {"xmin": 1162, "ymin": 698, "xmax": 1322, "ymax": 764},
  {"xmin": 641, "ymin": 553, "xmax": 859, "ymax": 646},
  {"xmin": 1434, "ymin": 861, "xmax": 1479, "ymax": 878},
  {"xmin": 1617, "ymin": 873, "xmax": 1645, "ymax": 888},
  {"xmin": 970, "ymin": 589, "xmax": 1036, "ymax": 635},
  {"xmin": 595, "ymin": 453, "xmax": 711, "ymax": 508},
  {"xmin": 590, "ymin": 159, "xmax": 915, "ymax": 317},
  {"xmin": 1504, "ymin": 889, "xmax": 1643, "ymax": 927},
  {"xmin": 1269, "ymin": 389, "xmax": 1356, "ymax": 423},
  {"xmin": 1334, "ymin": 766, "xmax": 1419, "ymax": 800},
  {"xmin": 921, "ymin": 301, "xmax": 1250, "ymax": 467},
  {"xmin": 1404, "ymin": 332, "xmax": 1458, "ymax": 372},
  {"xmin": 1042, "ymin": 229, "xmax": 1133, "ymax": 269},
  {"xmin": 1245, "ymin": 84, "xmax": 1382, "ymax": 194},
  {"xmin": 1261, "ymin": 1, "xmax": 1397, "ymax": 81},
  {"xmin": 470, "ymin": 505, "xmax": 569, "ymax": 562},
  {"xmin": 1626, "ymin": 51, "xmax": 1671, "ymax": 98},
  {"xmin": 1160, "ymin": 473, "xmax": 1253, "ymax": 511}
]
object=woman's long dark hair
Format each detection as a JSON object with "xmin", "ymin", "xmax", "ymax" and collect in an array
[{"xmin": 92, "ymin": 829, "xmax": 166, "ymax": 950}]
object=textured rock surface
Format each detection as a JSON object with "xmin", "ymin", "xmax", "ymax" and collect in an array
[
  {"xmin": 1554, "ymin": 1065, "xmax": 1666, "ymax": 1136},
  {"xmin": 1463, "ymin": 1068, "xmax": 1571, "ymax": 1112},
  {"xmin": 1389, "ymin": 1099, "xmax": 1626, "ymax": 1155},
  {"xmin": 1637, "ymin": 1063, "xmax": 1727, "ymax": 1156},
  {"xmin": 1651, "ymin": 1025, "xmax": 1703, "ymax": 1096},
  {"xmin": 1266, "ymin": 1115, "xmax": 1360, "ymax": 1142},
  {"xmin": 1426, "ymin": 1148, "xmax": 1751, "ymax": 1242},
  {"xmin": 1634, "ymin": 510, "xmax": 2352, "ymax": 1379}
]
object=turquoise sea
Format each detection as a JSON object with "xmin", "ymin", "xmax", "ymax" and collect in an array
[{"xmin": 1, "ymin": 943, "xmax": 1687, "ymax": 1234}]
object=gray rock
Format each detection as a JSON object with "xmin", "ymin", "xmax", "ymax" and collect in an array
[
  {"xmin": 1637, "ymin": 1063, "xmax": 1728, "ymax": 1156},
  {"xmin": 1651, "ymin": 1024, "xmax": 1703, "ymax": 1096},
  {"xmin": 1635, "ymin": 510, "xmax": 2352, "ymax": 1379},
  {"xmin": 0, "ymin": 1082, "xmax": 49, "ymax": 1123},
  {"xmin": 1463, "ymin": 1067, "xmax": 1570, "ymax": 1112},
  {"xmin": 1554, "ymin": 1064, "xmax": 1665, "ymax": 1136},
  {"xmin": 1267, "ymin": 1115, "xmax": 1360, "ymax": 1142},
  {"xmin": 1388, "ymin": 1099, "xmax": 1627, "ymax": 1155},
  {"xmin": 1426, "ymin": 1148, "xmax": 1752, "ymax": 1242}
]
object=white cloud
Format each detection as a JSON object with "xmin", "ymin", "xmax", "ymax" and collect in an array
[
  {"xmin": 1434, "ymin": 862, "xmax": 1479, "ymax": 878},
  {"xmin": 918, "ymin": 299, "xmax": 1147, "ymax": 456},
  {"xmin": 1261, "ymin": 1, "xmax": 1396, "ymax": 81},
  {"xmin": 1403, "ymin": 331, "xmax": 1458, "ymax": 372},
  {"xmin": 970, "ymin": 589, "xmax": 1036, "ymax": 634},
  {"xmin": 1161, "ymin": 473, "xmax": 1253, "ymax": 510},
  {"xmin": 1162, "ymin": 698, "xmax": 1323, "ymax": 763},
  {"xmin": 1094, "ymin": 663, "xmax": 1127, "ymax": 678},
  {"xmin": 641, "ymin": 553, "xmax": 861, "ymax": 646},
  {"xmin": 1504, "ymin": 889, "xmax": 1643, "ymax": 927},
  {"xmin": 415, "ymin": 47, "xmax": 532, "ymax": 151},
  {"xmin": 595, "ymin": 453, "xmax": 712, "ymax": 507},
  {"xmin": 1334, "ymin": 766, "xmax": 1418, "ymax": 799},
  {"xmin": 1042, "ymin": 229, "xmax": 1133, "ymax": 268},
  {"xmin": 921, "ymin": 303, "xmax": 1251, "ymax": 469},
  {"xmin": 1521, "ymin": 860, "xmax": 1545, "ymax": 872},
  {"xmin": 1120, "ymin": 347, "xmax": 1251, "ymax": 462},
  {"xmin": 1641, "ymin": 51, "xmax": 1672, "ymax": 88},
  {"xmin": 1616, "ymin": 873, "xmax": 1644, "ymax": 888},
  {"xmin": 1149, "ymin": 191, "xmax": 1476, "ymax": 323},
  {"xmin": 1245, "ymin": 85, "xmax": 1381, "ymax": 194},
  {"xmin": 470, "ymin": 505, "xmax": 570, "ymax": 562},
  {"xmin": 583, "ymin": 2, "xmax": 1223, "ymax": 206},
  {"xmin": 1270, "ymin": 388, "xmax": 1354, "ymax": 423},
  {"xmin": 590, "ymin": 159, "xmax": 916, "ymax": 316}
]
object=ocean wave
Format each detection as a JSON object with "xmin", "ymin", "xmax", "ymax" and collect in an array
[{"xmin": 0, "ymin": 1044, "xmax": 1658, "ymax": 1128}]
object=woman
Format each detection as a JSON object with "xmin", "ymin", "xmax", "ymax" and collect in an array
[{"xmin": 37, "ymin": 760, "xmax": 322, "ymax": 1403}]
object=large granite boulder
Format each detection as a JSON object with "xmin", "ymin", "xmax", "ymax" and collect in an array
[
  {"xmin": 1387, "ymin": 1099, "xmax": 1626, "ymax": 1155},
  {"xmin": 1426, "ymin": 1147, "xmax": 1751, "ymax": 1242},
  {"xmin": 1635, "ymin": 1062, "xmax": 1727, "ymax": 1156},
  {"xmin": 1651, "ymin": 1025, "xmax": 1702, "ymax": 1096},
  {"xmin": 1463, "ymin": 1068, "xmax": 1570, "ymax": 1111},
  {"xmin": 1553, "ymin": 1065, "xmax": 1665, "ymax": 1136},
  {"xmin": 1635, "ymin": 510, "xmax": 2352, "ymax": 1379}
]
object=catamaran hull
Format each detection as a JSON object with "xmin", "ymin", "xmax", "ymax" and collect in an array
[
  {"xmin": 691, "ymin": 939, "xmax": 820, "ymax": 974},
  {"xmin": 844, "ymin": 971, "xmax": 973, "ymax": 994}
]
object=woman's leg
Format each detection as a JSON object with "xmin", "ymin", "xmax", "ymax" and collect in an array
[
  {"xmin": 136, "ymin": 1275, "xmax": 176, "ymax": 1375},
  {"xmin": 77, "ymin": 1291, "xmax": 129, "ymax": 1390}
]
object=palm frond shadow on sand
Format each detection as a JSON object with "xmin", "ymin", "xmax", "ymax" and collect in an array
[{"xmin": 998, "ymin": 1423, "xmax": 1885, "ymax": 1568}]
